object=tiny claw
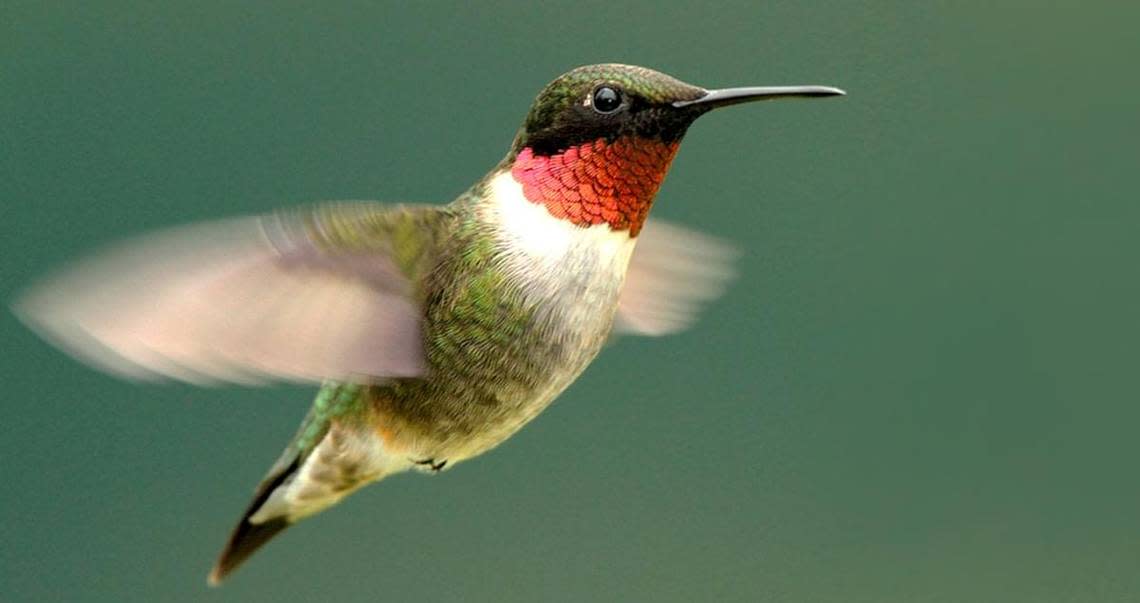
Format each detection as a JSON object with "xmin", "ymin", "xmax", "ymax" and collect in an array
[{"xmin": 413, "ymin": 458, "xmax": 448, "ymax": 472}]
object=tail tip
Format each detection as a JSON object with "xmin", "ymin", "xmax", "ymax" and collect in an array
[{"xmin": 208, "ymin": 515, "xmax": 290, "ymax": 585}]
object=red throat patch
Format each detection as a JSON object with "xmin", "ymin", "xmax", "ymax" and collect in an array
[{"xmin": 510, "ymin": 137, "xmax": 680, "ymax": 236}]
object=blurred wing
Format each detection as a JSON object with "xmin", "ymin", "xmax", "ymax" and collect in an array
[
  {"xmin": 615, "ymin": 219, "xmax": 737, "ymax": 336},
  {"xmin": 14, "ymin": 204, "xmax": 448, "ymax": 385}
]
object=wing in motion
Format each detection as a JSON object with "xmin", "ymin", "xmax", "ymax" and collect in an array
[
  {"xmin": 616, "ymin": 219, "xmax": 738, "ymax": 336},
  {"xmin": 14, "ymin": 203, "xmax": 450, "ymax": 384}
]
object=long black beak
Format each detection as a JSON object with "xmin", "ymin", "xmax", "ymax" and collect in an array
[{"xmin": 673, "ymin": 85, "xmax": 845, "ymax": 110}]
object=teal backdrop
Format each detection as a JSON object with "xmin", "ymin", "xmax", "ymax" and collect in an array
[{"xmin": 2, "ymin": 2, "xmax": 1137, "ymax": 601}]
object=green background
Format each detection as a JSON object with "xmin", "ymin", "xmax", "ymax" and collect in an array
[{"xmin": 3, "ymin": 2, "xmax": 1137, "ymax": 601}]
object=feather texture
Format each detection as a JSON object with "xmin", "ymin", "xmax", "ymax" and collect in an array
[{"xmin": 13, "ymin": 205, "xmax": 446, "ymax": 384}]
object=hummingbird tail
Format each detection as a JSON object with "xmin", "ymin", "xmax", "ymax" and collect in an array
[
  {"xmin": 207, "ymin": 402, "xmax": 409, "ymax": 585},
  {"xmin": 208, "ymin": 457, "xmax": 301, "ymax": 586}
]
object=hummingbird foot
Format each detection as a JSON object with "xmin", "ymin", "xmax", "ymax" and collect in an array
[{"xmin": 412, "ymin": 458, "xmax": 448, "ymax": 473}]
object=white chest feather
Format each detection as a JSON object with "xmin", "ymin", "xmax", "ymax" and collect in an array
[
  {"xmin": 484, "ymin": 170, "xmax": 635, "ymax": 275},
  {"xmin": 481, "ymin": 169, "xmax": 636, "ymax": 336}
]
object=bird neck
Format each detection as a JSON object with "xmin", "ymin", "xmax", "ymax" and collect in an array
[{"xmin": 509, "ymin": 136, "xmax": 680, "ymax": 237}]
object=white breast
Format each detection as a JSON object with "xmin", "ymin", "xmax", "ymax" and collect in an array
[
  {"xmin": 484, "ymin": 170, "xmax": 635, "ymax": 271},
  {"xmin": 481, "ymin": 169, "xmax": 637, "ymax": 333}
]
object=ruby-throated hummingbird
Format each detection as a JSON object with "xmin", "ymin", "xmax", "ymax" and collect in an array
[{"xmin": 15, "ymin": 64, "xmax": 843, "ymax": 583}]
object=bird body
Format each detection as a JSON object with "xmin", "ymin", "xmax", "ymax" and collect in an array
[{"xmin": 14, "ymin": 64, "xmax": 843, "ymax": 583}]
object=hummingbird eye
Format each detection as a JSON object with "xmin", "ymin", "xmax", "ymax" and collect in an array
[{"xmin": 591, "ymin": 85, "xmax": 623, "ymax": 114}]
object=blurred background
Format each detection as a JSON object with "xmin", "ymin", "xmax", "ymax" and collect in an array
[{"xmin": 2, "ymin": 2, "xmax": 1138, "ymax": 601}]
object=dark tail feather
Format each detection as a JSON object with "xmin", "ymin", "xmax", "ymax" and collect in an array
[
  {"xmin": 208, "ymin": 517, "xmax": 290, "ymax": 585},
  {"xmin": 208, "ymin": 458, "xmax": 300, "ymax": 585}
]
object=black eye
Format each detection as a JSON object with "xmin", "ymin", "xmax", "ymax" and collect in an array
[{"xmin": 592, "ymin": 86, "xmax": 622, "ymax": 114}]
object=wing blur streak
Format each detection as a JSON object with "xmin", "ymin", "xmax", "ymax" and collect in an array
[
  {"xmin": 616, "ymin": 219, "xmax": 737, "ymax": 336},
  {"xmin": 14, "ymin": 212, "xmax": 425, "ymax": 385}
]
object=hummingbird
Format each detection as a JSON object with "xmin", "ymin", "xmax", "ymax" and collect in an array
[{"xmin": 14, "ymin": 64, "xmax": 843, "ymax": 583}]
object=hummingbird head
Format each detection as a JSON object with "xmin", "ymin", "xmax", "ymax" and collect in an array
[{"xmin": 505, "ymin": 64, "xmax": 843, "ymax": 235}]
